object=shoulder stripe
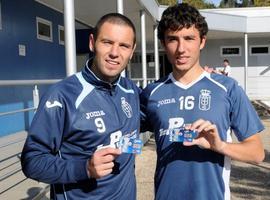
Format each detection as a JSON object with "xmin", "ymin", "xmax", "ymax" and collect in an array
[
  {"xmin": 150, "ymin": 76, "xmax": 171, "ymax": 96},
  {"xmin": 222, "ymin": 129, "xmax": 232, "ymax": 200},
  {"xmin": 75, "ymin": 72, "xmax": 94, "ymax": 109},
  {"xmin": 117, "ymin": 83, "xmax": 134, "ymax": 94},
  {"xmin": 205, "ymin": 73, "xmax": 227, "ymax": 92}
]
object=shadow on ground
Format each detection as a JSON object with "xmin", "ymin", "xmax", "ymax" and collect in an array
[
  {"xmin": 264, "ymin": 149, "xmax": 270, "ymax": 163},
  {"xmin": 144, "ymin": 137, "xmax": 156, "ymax": 152},
  {"xmin": 230, "ymin": 150, "xmax": 270, "ymax": 200},
  {"xmin": 20, "ymin": 186, "xmax": 49, "ymax": 200}
]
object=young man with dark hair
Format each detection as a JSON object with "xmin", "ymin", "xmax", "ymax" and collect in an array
[
  {"xmin": 21, "ymin": 13, "xmax": 140, "ymax": 200},
  {"xmin": 140, "ymin": 3, "xmax": 264, "ymax": 200}
]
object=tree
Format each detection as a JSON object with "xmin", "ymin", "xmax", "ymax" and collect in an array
[
  {"xmin": 158, "ymin": 0, "xmax": 177, "ymax": 5},
  {"xmin": 254, "ymin": 0, "xmax": 270, "ymax": 6},
  {"xmin": 238, "ymin": 0, "xmax": 254, "ymax": 7},
  {"xmin": 219, "ymin": 0, "xmax": 237, "ymax": 7},
  {"xmin": 157, "ymin": 0, "xmax": 216, "ymax": 8}
]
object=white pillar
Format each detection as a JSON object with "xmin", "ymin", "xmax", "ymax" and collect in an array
[
  {"xmin": 64, "ymin": 0, "xmax": 77, "ymax": 76},
  {"xmin": 154, "ymin": 25, "xmax": 160, "ymax": 80},
  {"xmin": 140, "ymin": 10, "xmax": 147, "ymax": 88},
  {"xmin": 117, "ymin": 0, "xmax": 126, "ymax": 77},
  {"xmin": 117, "ymin": 0, "xmax": 124, "ymax": 14},
  {"xmin": 244, "ymin": 33, "xmax": 248, "ymax": 92}
]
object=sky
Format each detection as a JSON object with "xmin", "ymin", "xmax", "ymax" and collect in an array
[{"xmin": 208, "ymin": 0, "xmax": 222, "ymax": 6}]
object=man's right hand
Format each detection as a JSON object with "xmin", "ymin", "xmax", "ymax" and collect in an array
[{"xmin": 87, "ymin": 147, "xmax": 121, "ymax": 179}]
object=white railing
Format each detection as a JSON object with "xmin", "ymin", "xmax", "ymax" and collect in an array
[
  {"xmin": 131, "ymin": 78, "xmax": 156, "ymax": 88},
  {"xmin": 0, "ymin": 80, "xmax": 60, "ymax": 196},
  {"xmin": 0, "ymin": 79, "xmax": 61, "ymax": 117}
]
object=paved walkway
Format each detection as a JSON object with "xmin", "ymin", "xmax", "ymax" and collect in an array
[
  {"xmin": 136, "ymin": 118, "xmax": 270, "ymax": 200},
  {"xmin": 1, "ymin": 101, "xmax": 269, "ymax": 200}
]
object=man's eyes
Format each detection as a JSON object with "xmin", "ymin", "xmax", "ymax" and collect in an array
[
  {"xmin": 184, "ymin": 37, "xmax": 195, "ymax": 40},
  {"xmin": 120, "ymin": 44, "xmax": 130, "ymax": 49},
  {"xmin": 103, "ymin": 40, "xmax": 112, "ymax": 44},
  {"xmin": 167, "ymin": 37, "xmax": 195, "ymax": 42}
]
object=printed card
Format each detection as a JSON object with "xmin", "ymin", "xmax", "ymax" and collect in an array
[
  {"xmin": 169, "ymin": 128, "xmax": 198, "ymax": 142},
  {"xmin": 119, "ymin": 137, "xmax": 142, "ymax": 154}
]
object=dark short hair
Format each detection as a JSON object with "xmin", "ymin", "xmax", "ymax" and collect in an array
[
  {"xmin": 158, "ymin": 3, "xmax": 208, "ymax": 41},
  {"xmin": 93, "ymin": 13, "xmax": 136, "ymax": 47},
  {"xmin": 223, "ymin": 59, "xmax": 229, "ymax": 63}
]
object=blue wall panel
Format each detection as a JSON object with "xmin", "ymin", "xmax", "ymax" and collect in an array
[{"xmin": 0, "ymin": 0, "xmax": 65, "ymax": 137}]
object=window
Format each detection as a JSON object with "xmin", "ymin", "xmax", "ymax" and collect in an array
[
  {"xmin": 131, "ymin": 53, "xmax": 141, "ymax": 63},
  {"xmin": 58, "ymin": 25, "xmax": 64, "ymax": 45},
  {"xmin": 220, "ymin": 46, "xmax": 241, "ymax": 57},
  {"xmin": 36, "ymin": 17, "xmax": 52, "ymax": 42},
  {"xmin": 147, "ymin": 54, "xmax": 155, "ymax": 67},
  {"xmin": 250, "ymin": 45, "xmax": 269, "ymax": 55}
]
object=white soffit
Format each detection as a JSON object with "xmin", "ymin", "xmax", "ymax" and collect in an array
[{"xmin": 201, "ymin": 7, "xmax": 270, "ymax": 33}]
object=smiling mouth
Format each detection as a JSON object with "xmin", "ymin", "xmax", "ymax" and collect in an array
[
  {"xmin": 176, "ymin": 57, "xmax": 188, "ymax": 64},
  {"xmin": 106, "ymin": 59, "xmax": 120, "ymax": 65}
]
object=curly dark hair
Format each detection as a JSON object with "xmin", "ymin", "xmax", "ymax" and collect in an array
[{"xmin": 158, "ymin": 3, "xmax": 208, "ymax": 41}]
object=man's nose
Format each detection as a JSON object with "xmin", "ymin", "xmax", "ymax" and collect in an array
[
  {"xmin": 109, "ymin": 45, "xmax": 119, "ymax": 57},
  {"xmin": 177, "ymin": 41, "xmax": 185, "ymax": 53}
]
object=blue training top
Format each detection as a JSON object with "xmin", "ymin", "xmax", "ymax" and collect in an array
[
  {"xmin": 21, "ymin": 59, "xmax": 140, "ymax": 200},
  {"xmin": 140, "ymin": 71, "xmax": 264, "ymax": 200}
]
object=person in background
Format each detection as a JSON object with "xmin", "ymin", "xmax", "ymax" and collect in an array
[
  {"xmin": 140, "ymin": 3, "xmax": 265, "ymax": 200},
  {"xmin": 21, "ymin": 13, "xmax": 140, "ymax": 200},
  {"xmin": 220, "ymin": 58, "xmax": 231, "ymax": 76}
]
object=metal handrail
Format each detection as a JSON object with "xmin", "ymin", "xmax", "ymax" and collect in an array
[
  {"xmin": 0, "ymin": 79, "xmax": 61, "ymax": 117},
  {"xmin": 0, "ymin": 107, "xmax": 36, "ymax": 117},
  {"xmin": 0, "ymin": 79, "xmax": 61, "ymax": 86}
]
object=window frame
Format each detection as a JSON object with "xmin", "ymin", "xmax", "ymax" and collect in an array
[
  {"xmin": 220, "ymin": 45, "xmax": 241, "ymax": 57},
  {"xmin": 249, "ymin": 45, "xmax": 269, "ymax": 56},
  {"xmin": 36, "ymin": 17, "xmax": 53, "ymax": 42},
  {"xmin": 58, "ymin": 25, "xmax": 64, "ymax": 45}
]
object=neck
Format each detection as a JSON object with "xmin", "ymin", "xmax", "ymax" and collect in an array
[
  {"xmin": 172, "ymin": 65, "xmax": 204, "ymax": 85},
  {"xmin": 90, "ymin": 62, "xmax": 118, "ymax": 84}
]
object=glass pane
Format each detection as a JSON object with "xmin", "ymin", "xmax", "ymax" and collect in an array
[
  {"xmin": 60, "ymin": 29, "xmax": 64, "ymax": 41},
  {"xmin": 38, "ymin": 22, "xmax": 51, "ymax": 37},
  {"xmin": 251, "ymin": 47, "xmax": 268, "ymax": 54},
  {"xmin": 222, "ymin": 48, "xmax": 239, "ymax": 55}
]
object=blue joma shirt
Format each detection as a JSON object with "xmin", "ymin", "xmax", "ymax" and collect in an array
[
  {"xmin": 21, "ymin": 60, "xmax": 140, "ymax": 200},
  {"xmin": 140, "ymin": 71, "xmax": 264, "ymax": 200}
]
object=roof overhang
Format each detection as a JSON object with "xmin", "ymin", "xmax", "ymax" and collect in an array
[
  {"xmin": 35, "ymin": 0, "xmax": 270, "ymax": 43},
  {"xmin": 157, "ymin": 6, "xmax": 270, "ymax": 39}
]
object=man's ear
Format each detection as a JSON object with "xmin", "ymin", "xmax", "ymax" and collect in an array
[
  {"xmin": 200, "ymin": 36, "xmax": 207, "ymax": 50},
  {"xmin": 160, "ymin": 40, "xmax": 166, "ymax": 50},
  {"xmin": 129, "ymin": 44, "xmax": 137, "ymax": 60},
  {"xmin": 89, "ymin": 34, "xmax": 95, "ymax": 52}
]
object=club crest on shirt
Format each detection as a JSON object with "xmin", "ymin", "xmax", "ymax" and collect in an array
[
  {"xmin": 199, "ymin": 89, "xmax": 211, "ymax": 111},
  {"xmin": 121, "ymin": 97, "xmax": 133, "ymax": 118}
]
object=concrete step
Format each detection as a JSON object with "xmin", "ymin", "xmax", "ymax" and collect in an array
[{"xmin": 0, "ymin": 131, "xmax": 49, "ymax": 200}]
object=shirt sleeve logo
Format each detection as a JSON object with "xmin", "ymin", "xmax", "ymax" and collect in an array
[
  {"xmin": 45, "ymin": 100, "xmax": 63, "ymax": 108},
  {"xmin": 199, "ymin": 89, "xmax": 211, "ymax": 111},
  {"xmin": 121, "ymin": 97, "xmax": 133, "ymax": 118}
]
